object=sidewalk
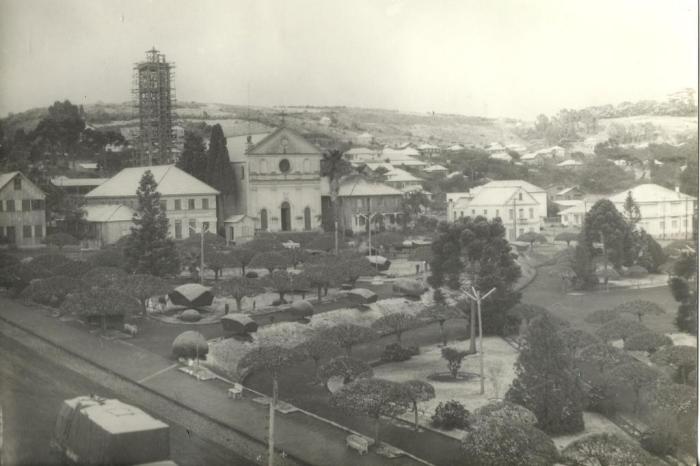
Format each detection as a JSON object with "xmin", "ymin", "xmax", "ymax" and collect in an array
[{"xmin": 0, "ymin": 297, "xmax": 430, "ymax": 466}]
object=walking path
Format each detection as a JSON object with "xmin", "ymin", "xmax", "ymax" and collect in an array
[{"xmin": 0, "ymin": 297, "xmax": 431, "ymax": 466}]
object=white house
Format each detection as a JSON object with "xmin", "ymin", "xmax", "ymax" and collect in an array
[
  {"xmin": 355, "ymin": 132, "xmax": 374, "ymax": 146},
  {"xmin": 83, "ymin": 203, "xmax": 137, "ymax": 247},
  {"xmin": 489, "ymin": 151, "xmax": 513, "ymax": 162},
  {"xmin": 447, "ymin": 144, "xmax": 464, "ymax": 152},
  {"xmin": 557, "ymin": 159, "xmax": 583, "ymax": 169},
  {"xmin": 609, "ymin": 184, "xmax": 696, "ymax": 240},
  {"xmin": 344, "ymin": 147, "xmax": 382, "ymax": 165},
  {"xmin": 381, "ymin": 147, "xmax": 426, "ymax": 167},
  {"xmin": 85, "ymin": 165, "xmax": 219, "ymax": 241},
  {"xmin": 417, "ymin": 143, "xmax": 441, "ymax": 159},
  {"xmin": 0, "ymin": 172, "xmax": 47, "ymax": 248},
  {"xmin": 423, "ymin": 164, "xmax": 449, "ymax": 176}
]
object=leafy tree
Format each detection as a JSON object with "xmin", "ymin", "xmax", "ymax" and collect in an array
[
  {"xmin": 595, "ymin": 318, "xmax": 648, "ymax": 343},
  {"xmin": 562, "ymin": 433, "xmax": 660, "ymax": 466},
  {"xmin": 250, "ymin": 251, "xmax": 290, "ymax": 274},
  {"xmin": 635, "ymin": 230, "xmax": 666, "ymax": 273},
  {"xmin": 88, "ymin": 248, "xmax": 126, "ymax": 269},
  {"xmin": 337, "ymin": 256, "xmax": 376, "ymax": 284},
  {"xmin": 506, "ymin": 314, "xmax": 585, "ymax": 434},
  {"xmin": 330, "ymin": 378, "xmax": 410, "ymax": 444},
  {"xmin": 61, "ymin": 288, "xmax": 139, "ymax": 331},
  {"xmin": 517, "ymin": 232, "xmax": 547, "ymax": 249},
  {"xmin": 605, "ymin": 362, "xmax": 662, "ymax": 414},
  {"xmin": 470, "ymin": 400, "xmax": 538, "ymax": 426},
  {"xmin": 123, "ymin": 170, "xmax": 180, "ymax": 276},
  {"xmin": 176, "ymin": 131, "xmax": 207, "ymax": 181},
  {"xmin": 557, "ymin": 328, "xmax": 599, "ymax": 363},
  {"xmin": 583, "ymin": 309, "xmax": 619, "ymax": 325},
  {"xmin": 461, "ymin": 417, "xmax": 558, "ymax": 466},
  {"xmin": 213, "ymin": 276, "xmax": 262, "ymax": 312},
  {"xmin": 371, "ymin": 313, "xmax": 420, "ymax": 344},
  {"xmin": 51, "ymin": 260, "xmax": 94, "ymax": 277},
  {"xmin": 429, "ymin": 217, "xmax": 521, "ymax": 339},
  {"xmin": 294, "ymin": 336, "xmax": 342, "ymax": 378},
  {"xmin": 82, "ymin": 266, "xmax": 128, "ymax": 288},
  {"xmin": 30, "ymin": 253, "xmax": 74, "ymax": 272},
  {"xmin": 612, "ymin": 300, "xmax": 665, "ymax": 323},
  {"xmin": 401, "ymin": 191, "xmax": 430, "ymax": 230},
  {"xmin": 0, "ymin": 253, "xmax": 20, "ymax": 269},
  {"xmin": 320, "ymin": 324, "xmax": 377, "ymax": 356},
  {"xmin": 400, "ymin": 380, "xmax": 436, "ymax": 431},
  {"xmin": 318, "ymin": 356, "xmax": 372, "ymax": 385},
  {"xmin": 668, "ymin": 251, "xmax": 698, "ymax": 335},
  {"xmin": 578, "ymin": 343, "xmax": 633, "ymax": 373},
  {"xmin": 554, "ymin": 231, "xmax": 579, "ymax": 247},
  {"xmin": 237, "ymin": 345, "xmax": 301, "ymax": 466},
  {"xmin": 205, "ymin": 251, "xmax": 239, "ymax": 280},
  {"xmin": 44, "ymin": 232, "xmax": 79, "ymax": 250},
  {"xmin": 441, "ymin": 347, "xmax": 470, "ymax": 379},
  {"xmin": 32, "ymin": 100, "xmax": 85, "ymax": 160},
  {"xmin": 418, "ymin": 305, "xmax": 461, "ymax": 346},
  {"xmin": 649, "ymin": 345, "xmax": 697, "ymax": 384},
  {"xmin": 230, "ymin": 246, "xmax": 257, "ymax": 275},
  {"xmin": 261, "ymin": 270, "xmax": 296, "ymax": 303},
  {"xmin": 115, "ymin": 273, "xmax": 171, "ymax": 315},
  {"xmin": 172, "ymin": 331, "xmax": 209, "ymax": 365},
  {"xmin": 581, "ymin": 199, "xmax": 631, "ymax": 270},
  {"xmin": 303, "ymin": 262, "xmax": 336, "ymax": 302},
  {"xmin": 571, "ymin": 241, "xmax": 597, "ymax": 289},
  {"xmin": 0, "ymin": 263, "xmax": 51, "ymax": 292},
  {"xmin": 623, "ymin": 331, "xmax": 672, "ymax": 353},
  {"xmin": 20, "ymin": 276, "xmax": 85, "ymax": 307}
]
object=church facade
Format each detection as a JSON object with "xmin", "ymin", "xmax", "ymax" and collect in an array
[{"xmin": 245, "ymin": 127, "xmax": 323, "ymax": 232}]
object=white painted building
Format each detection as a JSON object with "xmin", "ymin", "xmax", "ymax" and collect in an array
[
  {"xmin": 85, "ymin": 165, "xmax": 219, "ymax": 242},
  {"xmin": 0, "ymin": 172, "xmax": 46, "ymax": 248},
  {"xmin": 447, "ymin": 180, "xmax": 548, "ymax": 240}
]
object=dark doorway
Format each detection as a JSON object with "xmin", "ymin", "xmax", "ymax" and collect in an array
[
  {"xmin": 281, "ymin": 202, "xmax": 291, "ymax": 231},
  {"xmin": 304, "ymin": 207, "xmax": 311, "ymax": 230},
  {"xmin": 260, "ymin": 209, "xmax": 268, "ymax": 231}
]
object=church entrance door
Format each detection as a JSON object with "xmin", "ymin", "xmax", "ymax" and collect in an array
[
  {"xmin": 281, "ymin": 202, "xmax": 291, "ymax": 231},
  {"xmin": 304, "ymin": 207, "xmax": 311, "ymax": 230}
]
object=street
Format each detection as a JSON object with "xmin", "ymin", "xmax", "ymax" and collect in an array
[{"xmin": 0, "ymin": 334, "xmax": 254, "ymax": 466}]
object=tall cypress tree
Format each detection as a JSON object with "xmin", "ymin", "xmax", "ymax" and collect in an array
[
  {"xmin": 124, "ymin": 170, "xmax": 180, "ymax": 276},
  {"xmin": 176, "ymin": 131, "xmax": 207, "ymax": 181},
  {"xmin": 205, "ymin": 124, "xmax": 235, "ymax": 195},
  {"xmin": 506, "ymin": 314, "xmax": 585, "ymax": 434}
]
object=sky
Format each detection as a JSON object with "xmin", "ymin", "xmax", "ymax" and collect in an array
[{"xmin": 0, "ymin": 0, "xmax": 697, "ymax": 120}]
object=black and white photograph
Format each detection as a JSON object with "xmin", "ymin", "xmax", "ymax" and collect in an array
[{"xmin": 0, "ymin": 1, "xmax": 697, "ymax": 465}]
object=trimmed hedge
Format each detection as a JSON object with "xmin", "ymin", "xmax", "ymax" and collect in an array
[
  {"xmin": 30, "ymin": 254, "xmax": 74, "ymax": 273},
  {"xmin": 52, "ymin": 260, "xmax": 95, "ymax": 277},
  {"xmin": 82, "ymin": 266, "xmax": 128, "ymax": 288}
]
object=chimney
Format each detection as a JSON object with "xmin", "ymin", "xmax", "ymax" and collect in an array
[
  {"xmin": 245, "ymin": 135, "xmax": 253, "ymax": 152},
  {"xmin": 675, "ymin": 186, "xmax": 680, "ymax": 193}
]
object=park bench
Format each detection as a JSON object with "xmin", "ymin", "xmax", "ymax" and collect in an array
[
  {"xmin": 346, "ymin": 434, "xmax": 374, "ymax": 455},
  {"xmin": 227, "ymin": 383, "xmax": 244, "ymax": 400}
]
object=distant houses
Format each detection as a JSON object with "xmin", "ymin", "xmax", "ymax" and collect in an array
[{"xmin": 0, "ymin": 172, "xmax": 47, "ymax": 248}]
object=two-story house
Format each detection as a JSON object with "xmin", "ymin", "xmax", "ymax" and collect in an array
[
  {"xmin": 0, "ymin": 172, "xmax": 46, "ymax": 247},
  {"xmin": 447, "ymin": 180, "xmax": 548, "ymax": 241},
  {"xmin": 84, "ymin": 165, "xmax": 219, "ymax": 244}
]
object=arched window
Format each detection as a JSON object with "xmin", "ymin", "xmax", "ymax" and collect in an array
[
  {"xmin": 260, "ymin": 209, "xmax": 268, "ymax": 230},
  {"xmin": 304, "ymin": 206, "xmax": 311, "ymax": 230},
  {"xmin": 281, "ymin": 202, "xmax": 291, "ymax": 231}
]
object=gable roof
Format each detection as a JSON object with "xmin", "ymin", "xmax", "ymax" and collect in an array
[
  {"xmin": 337, "ymin": 178, "xmax": 403, "ymax": 197},
  {"xmin": 467, "ymin": 186, "xmax": 538, "ymax": 207},
  {"xmin": 474, "ymin": 179, "xmax": 545, "ymax": 194},
  {"xmin": 83, "ymin": 204, "xmax": 137, "ymax": 223},
  {"xmin": 423, "ymin": 164, "xmax": 448, "ymax": 172},
  {"xmin": 226, "ymin": 132, "xmax": 271, "ymax": 162},
  {"xmin": 608, "ymin": 184, "xmax": 697, "ymax": 204},
  {"xmin": 0, "ymin": 171, "xmax": 46, "ymax": 197},
  {"xmin": 247, "ymin": 127, "xmax": 322, "ymax": 156},
  {"xmin": 51, "ymin": 176, "xmax": 108, "ymax": 188},
  {"xmin": 556, "ymin": 186, "xmax": 581, "ymax": 196},
  {"xmin": 85, "ymin": 165, "xmax": 219, "ymax": 198}
]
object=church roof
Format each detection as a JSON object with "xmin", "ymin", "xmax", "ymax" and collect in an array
[
  {"xmin": 247, "ymin": 127, "xmax": 322, "ymax": 156},
  {"xmin": 226, "ymin": 133, "xmax": 270, "ymax": 162}
]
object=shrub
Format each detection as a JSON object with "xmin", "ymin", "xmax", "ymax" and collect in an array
[
  {"xmin": 179, "ymin": 309, "xmax": 202, "ymax": 322},
  {"xmin": 60, "ymin": 288, "xmax": 140, "ymax": 330},
  {"xmin": 245, "ymin": 271, "xmax": 259, "ymax": 279},
  {"xmin": 640, "ymin": 421, "xmax": 678, "ymax": 457},
  {"xmin": 172, "ymin": 330, "xmax": 208, "ymax": 360},
  {"xmin": 623, "ymin": 331, "xmax": 672, "ymax": 353},
  {"xmin": 0, "ymin": 253, "xmax": 20, "ymax": 269},
  {"xmin": 52, "ymin": 260, "xmax": 94, "ymax": 277},
  {"xmin": 88, "ymin": 248, "xmax": 126, "ymax": 269},
  {"xmin": 82, "ymin": 266, "xmax": 128, "ymax": 288},
  {"xmin": 381, "ymin": 343, "xmax": 418, "ymax": 362},
  {"xmin": 441, "ymin": 346, "xmax": 471, "ymax": 378},
  {"xmin": 30, "ymin": 254, "xmax": 73, "ymax": 273},
  {"xmin": 44, "ymin": 232, "xmax": 78, "ymax": 249},
  {"xmin": 0, "ymin": 263, "xmax": 51, "ymax": 292},
  {"xmin": 431, "ymin": 400, "xmax": 470, "ymax": 430},
  {"xmin": 21, "ymin": 276, "xmax": 86, "ymax": 307}
]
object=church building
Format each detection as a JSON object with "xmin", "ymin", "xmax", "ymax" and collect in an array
[{"xmin": 244, "ymin": 127, "xmax": 323, "ymax": 232}]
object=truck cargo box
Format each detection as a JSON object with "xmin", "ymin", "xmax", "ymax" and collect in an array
[{"xmin": 53, "ymin": 396, "xmax": 170, "ymax": 465}]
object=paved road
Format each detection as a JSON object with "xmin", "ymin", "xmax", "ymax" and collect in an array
[{"xmin": 0, "ymin": 333, "xmax": 254, "ymax": 466}]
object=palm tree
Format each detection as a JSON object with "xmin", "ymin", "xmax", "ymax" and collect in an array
[{"xmin": 321, "ymin": 149, "xmax": 352, "ymax": 252}]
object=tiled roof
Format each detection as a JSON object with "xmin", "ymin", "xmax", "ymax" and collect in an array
[{"xmin": 86, "ymin": 165, "xmax": 219, "ymax": 198}]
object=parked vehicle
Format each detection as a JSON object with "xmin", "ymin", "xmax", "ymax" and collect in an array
[{"xmin": 51, "ymin": 395, "xmax": 177, "ymax": 465}]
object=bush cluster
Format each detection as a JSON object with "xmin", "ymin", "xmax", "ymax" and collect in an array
[
  {"xmin": 380, "ymin": 343, "xmax": 419, "ymax": 362},
  {"xmin": 431, "ymin": 400, "xmax": 470, "ymax": 430}
]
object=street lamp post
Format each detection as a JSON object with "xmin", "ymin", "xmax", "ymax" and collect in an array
[
  {"xmin": 462, "ymin": 285, "xmax": 497, "ymax": 395},
  {"xmin": 188, "ymin": 224, "xmax": 209, "ymax": 285}
]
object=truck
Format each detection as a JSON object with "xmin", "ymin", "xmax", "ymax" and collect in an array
[{"xmin": 51, "ymin": 395, "xmax": 177, "ymax": 465}]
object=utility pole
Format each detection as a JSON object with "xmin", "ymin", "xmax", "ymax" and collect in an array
[
  {"xmin": 188, "ymin": 224, "xmax": 209, "ymax": 284},
  {"xmin": 462, "ymin": 286, "xmax": 496, "ymax": 395},
  {"xmin": 512, "ymin": 197, "xmax": 517, "ymax": 241}
]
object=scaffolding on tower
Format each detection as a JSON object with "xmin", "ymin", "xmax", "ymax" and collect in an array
[{"xmin": 132, "ymin": 47, "xmax": 177, "ymax": 166}]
